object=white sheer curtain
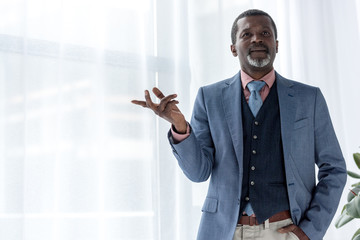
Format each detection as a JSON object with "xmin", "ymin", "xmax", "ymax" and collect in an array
[
  {"xmin": 0, "ymin": 0, "xmax": 193, "ymax": 239},
  {"xmin": 0, "ymin": 0, "xmax": 359, "ymax": 239}
]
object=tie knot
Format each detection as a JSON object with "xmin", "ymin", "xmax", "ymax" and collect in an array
[{"xmin": 247, "ymin": 81, "xmax": 266, "ymax": 92}]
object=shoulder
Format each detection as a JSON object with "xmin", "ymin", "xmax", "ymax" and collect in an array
[
  {"xmin": 275, "ymin": 72, "xmax": 319, "ymax": 93},
  {"xmin": 193, "ymin": 72, "xmax": 241, "ymax": 106},
  {"xmin": 201, "ymin": 72, "xmax": 240, "ymax": 92}
]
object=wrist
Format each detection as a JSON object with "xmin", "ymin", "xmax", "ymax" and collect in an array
[{"xmin": 173, "ymin": 121, "xmax": 187, "ymax": 134}]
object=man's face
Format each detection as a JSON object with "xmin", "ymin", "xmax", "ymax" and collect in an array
[{"xmin": 231, "ymin": 15, "xmax": 278, "ymax": 74}]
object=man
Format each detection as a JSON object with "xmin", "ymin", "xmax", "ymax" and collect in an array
[{"xmin": 132, "ymin": 9, "xmax": 347, "ymax": 240}]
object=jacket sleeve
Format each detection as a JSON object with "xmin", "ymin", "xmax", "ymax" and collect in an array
[
  {"xmin": 298, "ymin": 88, "xmax": 347, "ymax": 240},
  {"xmin": 168, "ymin": 87, "xmax": 215, "ymax": 182}
]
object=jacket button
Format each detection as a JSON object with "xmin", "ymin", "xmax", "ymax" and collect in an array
[
  {"xmin": 254, "ymin": 121, "xmax": 259, "ymax": 125},
  {"xmin": 252, "ymin": 150, "xmax": 257, "ymax": 155},
  {"xmin": 250, "ymin": 181, "xmax": 255, "ymax": 186},
  {"xmin": 253, "ymin": 135, "xmax": 258, "ymax": 140},
  {"xmin": 245, "ymin": 197, "xmax": 250, "ymax": 201},
  {"xmin": 251, "ymin": 166, "xmax": 255, "ymax": 171}
]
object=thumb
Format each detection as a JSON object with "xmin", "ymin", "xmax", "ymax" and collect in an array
[{"xmin": 277, "ymin": 224, "xmax": 296, "ymax": 233}]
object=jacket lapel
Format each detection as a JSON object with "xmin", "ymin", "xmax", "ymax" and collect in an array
[
  {"xmin": 276, "ymin": 72, "xmax": 296, "ymax": 161},
  {"xmin": 222, "ymin": 72, "xmax": 244, "ymax": 167}
]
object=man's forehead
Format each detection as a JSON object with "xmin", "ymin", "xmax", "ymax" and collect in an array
[{"xmin": 236, "ymin": 15, "xmax": 273, "ymax": 30}]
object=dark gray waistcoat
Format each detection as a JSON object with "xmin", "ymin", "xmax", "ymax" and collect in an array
[{"xmin": 240, "ymin": 82, "xmax": 290, "ymax": 223}]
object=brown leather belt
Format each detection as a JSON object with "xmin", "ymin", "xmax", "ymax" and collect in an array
[{"xmin": 238, "ymin": 210, "xmax": 291, "ymax": 226}]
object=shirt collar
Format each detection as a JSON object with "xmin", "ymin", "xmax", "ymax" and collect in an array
[{"xmin": 240, "ymin": 69, "xmax": 276, "ymax": 90}]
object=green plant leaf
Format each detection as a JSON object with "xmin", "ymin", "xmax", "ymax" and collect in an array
[
  {"xmin": 355, "ymin": 153, "xmax": 360, "ymax": 169},
  {"xmin": 348, "ymin": 170, "xmax": 360, "ymax": 179},
  {"xmin": 352, "ymin": 228, "xmax": 360, "ymax": 240},
  {"xmin": 341, "ymin": 204, "xmax": 347, "ymax": 213},
  {"xmin": 353, "ymin": 235, "xmax": 360, "ymax": 240},
  {"xmin": 346, "ymin": 196, "xmax": 360, "ymax": 218},
  {"xmin": 352, "ymin": 182, "xmax": 360, "ymax": 187},
  {"xmin": 348, "ymin": 187, "xmax": 360, "ymax": 202},
  {"xmin": 335, "ymin": 209, "xmax": 354, "ymax": 228}
]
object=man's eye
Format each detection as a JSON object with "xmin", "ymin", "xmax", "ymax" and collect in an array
[
  {"xmin": 241, "ymin": 32, "xmax": 250, "ymax": 37},
  {"xmin": 263, "ymin": 31, "xmax": 271, "ymax": 36}
]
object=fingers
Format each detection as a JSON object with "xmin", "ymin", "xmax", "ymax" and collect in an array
[
  {"xmin": 162, "ymin": 100, "xmax": 179, "ymax": 112},
  {"xmin": 131, "ymin": 90, "xmax": 159, "ymax": 110},
  {"xmin": 277, "ymin": 224, "xmax": 297, "ymax": 233},
  {"xmin": 153, "ymin": 87, "xmax": 165, "ymax": 99},
  {"xmin": 144, "ymin": 90, "xmax": 156, "ymax": 109},
  {"xmin": 158, "ymin": 94, "xmax": 178, "ymax": 112},
  {"xmin": 131, "ymin": 100, "xmax": 147, "ymax": 107},
  {"xmin": 131, "ymin": 90, "xmax": 157, "ymax": 109},
  {"xmin": 131, "ymin": 88, "xmax": 180, "ymax": 117},
  {"xmin": 153, "ymin": 87, "xmax": 178, "ymax": 112}
]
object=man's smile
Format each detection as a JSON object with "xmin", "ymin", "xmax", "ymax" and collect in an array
[{"xmin": 249, "ymin": 45, "xmax": 269, "ymax": 54}]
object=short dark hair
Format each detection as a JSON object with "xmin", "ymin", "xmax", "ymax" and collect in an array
[{"xmin": 231, "ymin": 9, "xmax": 278, "ymax": 45}]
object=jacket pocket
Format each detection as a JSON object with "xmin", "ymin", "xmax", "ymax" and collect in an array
[
  {"xmin": 293, "ymin": 118, "xmax": 308, "ymax": 130},
  {"xmin": 201, "ymin": 197, "xmax": 218, "ymax": 213}
]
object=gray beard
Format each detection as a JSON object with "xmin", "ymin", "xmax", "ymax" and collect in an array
[{"xmin": 247, "ymin": 54, "xmax": 271, "ymax": 68}]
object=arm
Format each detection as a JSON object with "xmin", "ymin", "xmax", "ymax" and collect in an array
[
  {"xmin": 298, "ymin": 88, "xmax": 347, "ymax": 239},
  {"xmin": 132, "ymin": 87, "xmax": 215, "ymax": 182},
  {"xmin": 168, "ymin": 87, "xmax": 215, "ymax": 182}
]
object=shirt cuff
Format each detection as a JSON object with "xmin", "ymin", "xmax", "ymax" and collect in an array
[{"xmin": 170, "ymin": 123, "xmax": 190, "ymax": 143}]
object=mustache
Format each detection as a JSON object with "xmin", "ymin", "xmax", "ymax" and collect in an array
[{"xmin": 248, "ymin": 44, "xmax": 269, "ymax": 54}]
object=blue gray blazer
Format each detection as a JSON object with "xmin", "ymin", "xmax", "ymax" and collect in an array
[{"xmin": 169, "ymin": 71, "xmax": 347, "ymax": 240}]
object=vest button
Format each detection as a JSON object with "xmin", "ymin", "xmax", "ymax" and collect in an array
[
  {"xmin": 252, "ymin": 150, "xmax": 257, "ymax": 155},
  {"xmin": 251, "ymin": 166, "xmax": 255, "ymax": 170},
  {"xmin": 254, "ymin": 121, "xmax": 259, "ymax": 125},
  {"xmin": 253, "ymin": 135, "xmax": 258, "ymax": 140},
  {"xmin": 250, "ymin": 181, "xmax": 255, "ymax": 186},
  {"xmin": 245, "ymin": 197, "xmax": 250, "ymax": 201}
]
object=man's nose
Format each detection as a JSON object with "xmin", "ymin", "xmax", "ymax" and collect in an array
[{"xmin": 251, "ymin": 34, "xmax": 263, "ymax": 43}]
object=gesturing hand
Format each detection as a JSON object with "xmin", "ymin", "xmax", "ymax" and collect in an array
[{"xmin": 131, "ymin": 87, "xmax": 187, "ymax": 133}]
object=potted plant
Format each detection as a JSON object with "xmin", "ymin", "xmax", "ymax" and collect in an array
[{"xmin": 335, "ymin": 152, "xmax": 360, "ymax": 240}]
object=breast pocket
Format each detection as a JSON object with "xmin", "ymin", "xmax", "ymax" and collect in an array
[
  {"xmin": 291, "ymin": 117, "xmax": 313, "ymax": 160},
  {"xmin": 293, "ymin": 118, "xmax": 308, "ymax": 130}
]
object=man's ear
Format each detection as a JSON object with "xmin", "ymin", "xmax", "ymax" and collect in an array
[
  {"xmin": 276, "ymin": 40, "xmax": 279, "ymax": 53},
  {"xmin": 230, "ymin": 45, "xmax": 238, "ymax": 57}
]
